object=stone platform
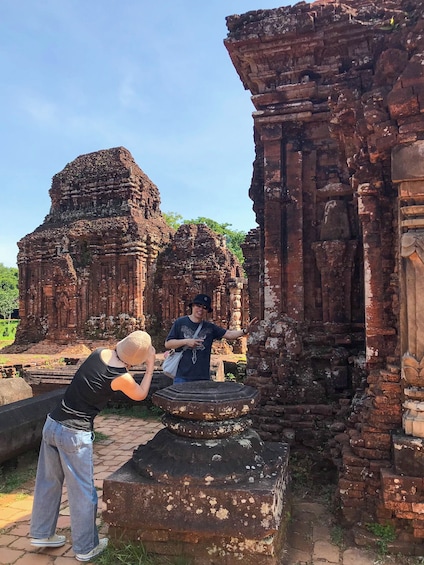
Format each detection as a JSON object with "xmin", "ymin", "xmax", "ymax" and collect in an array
[{"xmin": 104, "ymin": 452, "xmax": 289, "ymax": 564}]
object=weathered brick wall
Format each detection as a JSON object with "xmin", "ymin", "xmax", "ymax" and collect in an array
[{"xmin": 226, "ymin": 0, "xmax": 424, "ymax": 544}]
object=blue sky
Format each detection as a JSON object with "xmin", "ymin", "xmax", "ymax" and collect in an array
[{"xmin": 1, "ymin": 0, "xmax": 292, "ymax": 268}]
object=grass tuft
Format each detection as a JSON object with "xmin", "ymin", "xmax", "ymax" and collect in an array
[
  {"xmin": 365, "ymin": 522, "xmax": 396, "ymax": 556},
  {"xmin": 0, "ymin": 450, "xmax": 38, "ymax": 494},
  {"xmin": 95, "ymin": 539, "xmax": 191, "ymax": 564}
]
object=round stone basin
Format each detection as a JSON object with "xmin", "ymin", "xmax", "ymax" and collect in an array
[
  {"xmin": 133, "ymin": 381, "xmax": 284, "ymax": 485},
  {"xmin": 152, "ymin": 380, "xmax": 260, "ymax": 421}
]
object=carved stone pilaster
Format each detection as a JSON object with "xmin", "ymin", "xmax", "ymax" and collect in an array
[{"xmin": 228, "ymin": 279, "xmax": 243, "ymax": 331}]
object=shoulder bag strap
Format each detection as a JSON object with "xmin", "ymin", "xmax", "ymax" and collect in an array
[{"xmin": 193, "ymin": 322, "xmax": 203, "ymax": 339}]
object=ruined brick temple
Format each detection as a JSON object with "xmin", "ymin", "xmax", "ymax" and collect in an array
[
  {"xmin": 224, "ymin": 0, "xmax": 424, "ymax": 548},
  {"xmin": 16, "ymin": 147, "xmax": 247, "ymax": 346}
]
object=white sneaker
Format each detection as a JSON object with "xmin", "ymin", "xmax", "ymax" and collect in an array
[
  {"xmin": 30, "ymin": 534, "xmax": 66, "ymax": 547},
  {"xmin": 75, "ymin": 538, "xmax": 108, "ymax": 562}
]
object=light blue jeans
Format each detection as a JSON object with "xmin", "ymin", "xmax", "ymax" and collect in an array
[{"xmin": 30, "ymin": 415, "xmax": 99, "ymax": 554}]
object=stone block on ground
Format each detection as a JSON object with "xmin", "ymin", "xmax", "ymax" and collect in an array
[{"xmin": 0, "ymin": 377, "xmax": 32, "ymax": 406}]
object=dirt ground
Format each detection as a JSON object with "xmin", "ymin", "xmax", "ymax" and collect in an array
[{"xmin": 0, "ymin": 340, "xmax": 108, "ymax": 367}]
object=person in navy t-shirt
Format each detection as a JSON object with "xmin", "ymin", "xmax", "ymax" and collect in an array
[{"xmin": 165, "ymin": 293, "xmax": 258, "ymax": 383}]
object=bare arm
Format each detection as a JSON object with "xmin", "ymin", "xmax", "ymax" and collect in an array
[
  {"xmin": 223, "ymin": 317, "xmax": 259, "ymax": 341},
  {"xmin": 223, "ymin": 329, "xmax": 245, "ymax": 340},
  {"xmin": 111, "ymin": 346, "xmax": 156, "ymax": 401},
  {"xmin": 165, "ymin": 338, "xmax": 203, "ymax": 350}
]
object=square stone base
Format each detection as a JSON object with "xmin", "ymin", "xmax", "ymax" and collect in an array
[{"xmin": 103, "ymin": 445, "xmax": 290, "ymax": 564}]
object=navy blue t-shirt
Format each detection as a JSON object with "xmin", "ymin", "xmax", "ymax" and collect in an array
[{"xmin": 166, "ymin": 316, "xmax": 226, "ymax": 381}]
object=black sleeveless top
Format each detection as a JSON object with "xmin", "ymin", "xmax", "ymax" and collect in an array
[{"xmin": 50, "ymin": 348, "xmax": 126, "ymax": 431}]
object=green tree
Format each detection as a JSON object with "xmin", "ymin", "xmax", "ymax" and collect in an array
[
  {"xmin": 184, "ymin": 217, "xmax": 246, "ymax": 265},
  {"xmin": 0, "ymin": 264, "xmax": 19, "ymax": 320},
  {"xmin": 162, "ymin": 211, "xmax": 184, "ymax": 231}
]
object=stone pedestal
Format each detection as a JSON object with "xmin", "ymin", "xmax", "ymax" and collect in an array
[{"xmin": 103, "ymin": 381, "xmax": 290, "ymax": 564}]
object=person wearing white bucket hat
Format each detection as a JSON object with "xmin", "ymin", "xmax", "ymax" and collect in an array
[{"xmin": 30, "ymin": 330, "xmax": 155, "ymax": 562}]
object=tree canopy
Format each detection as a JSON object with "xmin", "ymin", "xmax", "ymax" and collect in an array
[
  {"xmin": 163, "ymin": 213, "xmax": 246, "ymax": 265},
  {"xmin": 0, "ymin": 263, "xmax": 19, "ymax": 320}
]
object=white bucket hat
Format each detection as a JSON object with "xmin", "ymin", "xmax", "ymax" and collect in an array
[{"xmin": 116, "ymin": 331, "xmax": 152, "ymax": 366}]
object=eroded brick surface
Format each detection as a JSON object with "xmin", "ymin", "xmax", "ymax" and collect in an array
[{"xmin": 225, "ymin": 0, "xmax": 424, "ymax": 548}]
